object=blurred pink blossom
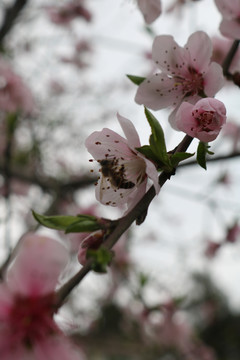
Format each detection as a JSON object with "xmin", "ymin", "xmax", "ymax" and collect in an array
[
  {"xmin": 0, "ymin": 234, "xmax": 84, "ymax": 359},
  {"xmin": 137, "ymin": 0, "xmax": 162, "ymax": 24},
  {"xmin": 0, "ymin": 59, "xmax": 34, "ymax": 114},
  {"xmin": 222, "ymin": 121, "xmax": 240, "ymax": 151},
  {"xmin": 215, "ymin": 0, "xmax": 240, "ymax": 39},
  {"xmin": 46, "ymin": 0, "xmax": 92, "ymax": 26},
  {"xmin": 211, "ymin": 36, "xmax": 240, "ymax": 73},
  {"xmin": 175, "ymin": 98, "xmax": 226, "ymax": 142},
  {"xmin": 226, "ymin": 222, "xmax": 240, "ymax": 243},
  {"xmin": 85, "ymin": 113, "xmax": 160, "ymax": 210},
  {"xmin": 205, "ymin": 240, "xmax": 222, "ymax": 258},
  {"xmin": 135, "ymin": 31, "xmax": 224, "ymax": 123}
]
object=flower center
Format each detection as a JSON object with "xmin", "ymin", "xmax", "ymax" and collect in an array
[
  {"xmin": 175, "ymin": 67, "xmax": 204, "ymax": 97},
  {"xmin": 9, "ymin": 294, "xmax": 57, "ymax": 349},
  {"xmin": 192, "ymin": 109, "xmax": 215, "ymax": 132},
  {"xmin": 100, "ymin": 158, "xmax": 136, "ymax": 189}
]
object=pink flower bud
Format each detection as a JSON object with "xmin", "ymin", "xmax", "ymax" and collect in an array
[{"xmin": 175, "ymin": 98, "xmax": 226, "ymax": 142}]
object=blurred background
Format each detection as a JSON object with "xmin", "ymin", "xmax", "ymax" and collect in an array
[{"xmin": 0, "ymin": 0, "xmax": 240, "ymax": 359}]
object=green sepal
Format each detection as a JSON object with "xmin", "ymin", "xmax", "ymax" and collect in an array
[
  {"xmin": 197, "ymin": 142, "xmax": 214, "ymax": 170},
  {"xmin": 32, "ymin": 211, "xmax": 101, "ymax": 233},
  {"xmin": 144, "ymin": 107, "xmax": 171, "ymax": 170},
  {"xmin": 126, "ymin": 74, "xmax": 145, "ymax": 85},
  {"xmin": 87, "ymin": 247, "xmax": 113, "ymax": 273},
  {"xmin": 170, "ymin": 152, "xmax": 195, "ymax": 168}
]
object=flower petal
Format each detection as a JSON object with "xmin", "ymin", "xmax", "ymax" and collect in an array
[
  {"xmin": 220, "ymin": 18, "xmax": 240, "ymax": 39},
  {"xmin": 185, "ymin": 31, "xmax": 212, "ymax": 72},
  {"xmin": 85, "ymin": 128, "xmax": 132, "ymax": 161},
  {"xmin": 144, "ymin": 157, "xmax": 160, "ymax": 194},
  {"xmin": 135, "ymin": 74, "xmax": 181, "ymax": 110},
  {"xmin": 33, "ymin": 335, "xmax": 85, "ymax": 360},
  {"xmin": 152, "ymin": 35, "xmax": 187, "ymax": 76},
  {"xmin": 117, "ymin": 113, "xmax": 141, "ymax": 148},
  {"xmin": 7, "ymin": 235, "xmax": 68, "ymax": 296},
  {"xmin": 203, "ymin": 62, "xmax": 224, "ymax": 97},
  {"xmin": 137, "ymin": 0, "xmax": 162, "ymax": 24},
  {"xmin": 95, "ymin": 174, "xmax": 137, "ymax": 207}
]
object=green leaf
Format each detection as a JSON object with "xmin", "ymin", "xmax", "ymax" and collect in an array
[
  {"xmin": 170, "ymin": 152, "xmax": 195, "ymax": 168},
  {"xmin": 87, "ymin": 247, "xmax": 113, "ymax": 273},
  {"xmin": 65, "ymin": 219, "xmax": 101, "ymax": 233},
  {"xmin": 126, "ymin": 74, "xmax": 145, "ymax": 85},
  {"xmin": 32, "ymin": 211, "xmax": 100, "ymax": 232},
  {"xmin": 144, "ymin": 107, "xmax": 171, "ymax": 169},
  {"xmin": 197, "ymin": 142, "xmax": 208, "ymax": 169}
]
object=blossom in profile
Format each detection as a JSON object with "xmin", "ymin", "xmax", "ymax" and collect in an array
[
  {"xmin": 85, "ymin": 114, "xmax": 160, "ymax": 210},
  {"xmin": 135, "ymin": 31, "xmax": 224, "ymax": 122},
  {"xmin": 0, "ymin": 59, "xmax": 34, "ymax": 114},
  {"xmin": 0, "ymin": 234, "xmax": 84, "ymax": 360},
  {"xmin": 215, "ymin": 0, "xmax": 240, "ymax": 39},
  {"xmin": 174, "ymin": 98, "xmax": 226, "ymax": 142},
  {"xmin": 137, "ymin": 0, "xmax": 162, "ymax": 24}
]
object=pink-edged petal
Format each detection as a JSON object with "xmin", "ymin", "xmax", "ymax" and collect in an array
[
  {"xmin": 143, "ymin": 157, "xmax": 160, "ymax": 194},
  {"xmin": 117, "ymin": 113, "xmax": 141, "ymax": 148},
  {"xmin": 203, "ymin": 62, "xmax": 224, "ymax": 96},
  {"xmin": 152, "ymin": 35, "xmax": 187, "ymax": 76},
  {"xmin": 7, "ymin": 235, "xmax": 68, "ymax": 296},
  {"xmin": 220, "ymin": 19, "xmax": 240, "ymax": 39},
  {"xmin": 137, "ymin": 0, "xmax": 162, "ymax": 24},
  {"xmin": 185, "ymin": 31, "xmax": 212, "ymax": 72},
  {"xmin": 85, "ymin": 129, "xmax": 133, "ymax": 160},
  {"xmin": 125, "ymin": 180, "xmax": 147, "ymax": 213},
  {"xmin": 168, "ymin": 93, "xmax": 200, "ymax": 129},
  {"xmin": 33, "ymin": 335, "xmax": 85, "ymax": 360},
  {"xmin": 135, "ymin": 74, "xmax": 182, "ymax": 110},
  {"xmin": 175, "ymin": 102, "xmax": 196, "ymax": 136}
]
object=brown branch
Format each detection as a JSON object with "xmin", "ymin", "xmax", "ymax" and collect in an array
[{"xmin": 0, "ymin": 0, "xmax": 28, "ymax": 44}]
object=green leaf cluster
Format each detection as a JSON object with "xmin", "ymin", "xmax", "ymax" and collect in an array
[
  {"xmin": 87, "ymin": 247, "xmax": 113, "ymax": 273},
  {"xmin": 32, "ymin": 211, "xmax": 101, "ymax": 233},
  {"xmin": 137, "ymin": 108, "xmax": 194, "ymax": 172}
]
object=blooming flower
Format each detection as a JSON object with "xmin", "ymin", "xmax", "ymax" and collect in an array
[
  {"xmin": 215, "ymin": 0, "xmax": 240, "ymax": 39},
  {"xmin": 0, "ymin": 59, "xmax": 34, "ymax": 114},
  {"xmin": 174, "ymin": 98, "xmax": 226, "ymax": 142},
  {"xmin": 0, "ymin": 234, "xmax": 84, "ymax": 360},
  {"xmin": 137, "ymin": 0, "xmax": 162, "ymax": 24},
  {"xmin": 85, "ymin": 114, "xmax": 160, "ymax": 210},
  {"xmin": 135, "ymin": 31, "xmax": 224, "ymax": 123}
]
